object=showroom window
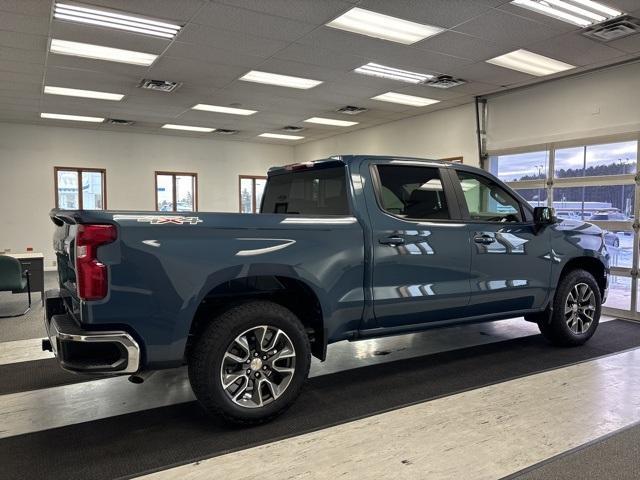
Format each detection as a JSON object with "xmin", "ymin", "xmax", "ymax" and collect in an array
[
  {"xmin": 55, "ymin": 167, "xmax": 106, "ymax": 210},
  {"xmin": 487, "ymin": 136, "xmax": 640, "ymax": 318},
  {"xmin": 239, "ymin": 176, "xmax": 267, "ymax": 213},
  {"xmin": 155, "ymin": 172, "xmax": 197, "ymax": 212}
]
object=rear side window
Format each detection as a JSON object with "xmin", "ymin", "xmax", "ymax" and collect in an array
[
  {"xmin": 375, "ymin": 165, "xmax": 449, "ymax": 220},
  {"xmin": 261, "ymin": 166, "xmax": 350, "ymax": 215}
]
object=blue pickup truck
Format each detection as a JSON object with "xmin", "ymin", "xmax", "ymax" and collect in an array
[{"xmin": 45, "ymin": 156, "xmax": 609, "ymax": 424}]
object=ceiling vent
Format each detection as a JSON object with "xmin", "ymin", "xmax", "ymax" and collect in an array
[
  {"xmin": 425, "ymin": 75, "xmax": 466, "ymax": 89},
  {"xmin": 336, "ymin": 105, "xmax": 368, "ymax": 115},
  {"xmin": 107, "ymin": 118, "xmax": 135, "ymax": 126},
  {"xmin": 582, "ymin": 15, "xmax": 640, "ymax": 42},
  {"xmin": 214, "ymin": 129, "xmax": 238, "ymax": 135},
  {"xmin": 282, "ymin": 125, "xmax": 305, "ymax": 133},
  {"xmin": 138, "ymin": 79, "xmax": 182, "ymax": 92}
]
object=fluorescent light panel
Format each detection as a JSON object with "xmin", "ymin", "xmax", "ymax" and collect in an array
[
  {"xmin": 50, "ymin": 39, "xmax": 157, "ymax": 66},
  {"xmin": 44, "ymin": 86, "xmax": 124, "ymax": 101},
  {"xmin": 41, "ymin": 112, "xmax": 104, "ymax": 122},
  {"xmin": 239, "ymin": 71, "xmax": 322, "ymax": 89},
  {"xmin": 54, "ymin": 2, "xmax": 181, "ymax": 38},
  {"xmin": 326, "ymin": 7, "xmax": 444, "ymax": 45},
  {"xmin": 371, "ymin": 92, "xmax": 440, "ymax": 107},
  {"xmin": 192, "ymin": 104, "xmax": 257, "ymax": 116},
  {"xmin": 304, "ymin": 117, "xmax": 358, "ymax": 127},
  {"xmin": 510, "ymin": 0, "xmax": 621, "ymax": 26},
  {"xmin": 162, "ymin": 124, "xmax": 215, "ymax": 132},
  {"xmin": 354, "ymin": 62, "xmax": 434, "ymax": 84},
  {"xmin": 259, "ymin": 133, "xmax": 304, "ymax": 140},
  {"xmin": 486, "ymin": 49, "xmax": 575, "ymax": 76}
]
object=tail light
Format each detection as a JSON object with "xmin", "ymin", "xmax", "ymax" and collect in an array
[{"xmin": 75, "ymin": 224, "xmax": 117, "ymax": 300}]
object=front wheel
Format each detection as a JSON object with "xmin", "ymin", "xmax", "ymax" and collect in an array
[
  {"xmin": 188, "ymin": 301, "xmax": 311, "ymax": 425},
  {"xmin": 538, "ymin": 269, "xmax": 601, "ymax": 346}
]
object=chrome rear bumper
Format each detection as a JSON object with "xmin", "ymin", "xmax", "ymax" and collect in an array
[{"xmin": 43, "ymin": 290, "xmax": 140, "ymax": 374}]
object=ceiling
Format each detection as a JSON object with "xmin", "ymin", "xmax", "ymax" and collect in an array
[{"xmin": 0, "ymin": 0, "xmax": 639, "ymax": 144}]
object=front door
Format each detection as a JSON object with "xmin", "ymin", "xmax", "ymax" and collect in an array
[
  {"xmin": 363, "ymin": 162, "xmax": 472, "ymax": 328},
  {"xmin": 451, "ymin": 169, "xmax": 552, "ymax": 315}
]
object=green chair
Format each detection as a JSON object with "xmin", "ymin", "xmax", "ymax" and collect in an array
[{"xmin": 0, "ymin": 255, "xmax": 31, "ymax": 318}]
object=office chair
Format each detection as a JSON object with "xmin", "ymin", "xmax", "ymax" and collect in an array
[{"xmin": 0, "ymin": 255, "xmax": 31, "ymax": 318}]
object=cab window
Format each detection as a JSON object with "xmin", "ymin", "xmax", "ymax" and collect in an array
[
  {"xmin": 376, "ymin": 165, "xmax": 449, "ymax": 220},
  {"xmin": 456, "ymin": 170, "xmax": 523, "ymax": 222}
]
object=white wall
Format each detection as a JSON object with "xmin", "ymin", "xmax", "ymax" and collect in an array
[
  {"xmin": 0, "ymin": 123, "xmax": 294, "ymax": 267},
  {"xmin": 294, "ymin": 103, "xmax": 479, "ymax": 166},
  {"xmin": 487, "ymin": 61, "xmax": 640, "ymax": 151}
]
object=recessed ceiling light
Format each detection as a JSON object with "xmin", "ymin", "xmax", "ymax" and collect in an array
[
  {"xmin": 50, "ymin": 39, "xmax": 158, "ymax": 66},
  {"xmin": 162, "ymin": 124, "xmax": 215, "ymax": 132},
  {"xmin": 259, "ymin": 133, "xmax": 305, "ymax": 140},
  {"xmin": 326, "ymin": 7, "xmax": 444, "ymax": 44},
  {"xmin": 511, "ymin": 0, "xmax": 622, "ymax": 26},
  {"xmin": 354, "ymin": 62, "xmax": 435, "ymax": 84},
  {"xmin": 192, "ymin": 104, "xmax": 257, "ymax": 115},
  {"xmin": 239, "ymin": 70, "xmax": 322, "ymax": 89},
  {"xmin": 41, "ymin": 112, "xmax": 104, "ymax": 122},
  {"xmin": 486, "ymin": 49, "xmax": 575, "ymax": 76},
  {"xmin": 54, "ymin": 2, "xmax": 181, "ymax": 39},
  {"xmin": 371, "ymin": 92, "xmax": 440, "ymax": 107},
  {"xmin": 44, "ymin": 86, "xmax": 124, "ymax": 101},
  {"xmin": 304, "ymin": 117, "xmax": 359, "ymax": 127}
]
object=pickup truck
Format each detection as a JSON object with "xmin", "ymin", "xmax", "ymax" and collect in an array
[{"xmin": 44, "ymin": 155, "xmax": 609, "ymax": 424}]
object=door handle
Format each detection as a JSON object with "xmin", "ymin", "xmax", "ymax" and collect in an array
[
  {"xmin": 473, "ymin": 234, "xmax": 495, "ymax": 245},
  {"xmin": 379, "ymin": 236, "xmax": 405, "ymax": 246}
]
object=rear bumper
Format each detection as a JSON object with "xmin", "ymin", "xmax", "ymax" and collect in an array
[{"xmin": 43, "ymin": 290, "xmax": 140, "ymax": 374}]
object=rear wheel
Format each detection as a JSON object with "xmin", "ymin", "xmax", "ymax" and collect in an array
[
  {"xmin": 538, "ymin": 269, "xmax": 601, "ymax": 346},
  {"xmin": 188, "ymin": 301, "xmax": 311, "ymax": 425}
]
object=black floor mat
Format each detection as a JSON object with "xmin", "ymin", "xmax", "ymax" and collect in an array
[
  {"xmin": 507, "ymin": 419, "xmax": 640, "ymax": 480},
  {"xmin": 1, "ymin": 320, "xmax": 639, "ymax": 480},
  {"xmin": 0, "ymin": 358, "xmax": 102, "ymax": 395}
]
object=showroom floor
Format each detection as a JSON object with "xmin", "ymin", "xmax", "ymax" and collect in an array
[{"xmin": 0, "ymin": 274, "xmax": 639, "ymax": 479}]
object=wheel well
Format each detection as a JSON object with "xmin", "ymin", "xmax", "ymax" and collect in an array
[
  {"xmin": 559, "ymin": 257, "xmax": 607, "ymax": 297},
  {"xmin": 188, "ymin": 276, "xmax": 326, "ymax": 360}
]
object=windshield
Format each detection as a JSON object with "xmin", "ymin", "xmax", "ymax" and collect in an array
[{"xmin": 261, "ymin": 166, "xmax": 350, "ymax": 215}]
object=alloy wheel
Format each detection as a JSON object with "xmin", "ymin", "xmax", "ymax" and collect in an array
[{"xmin": 564, "ymin": 282, "xmax": 596, "ymax": 334}]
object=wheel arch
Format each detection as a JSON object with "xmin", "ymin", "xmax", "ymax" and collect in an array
[
  {"xmin": 558, "ymin": 256, "xmax": 608, "ymax": 299},
  {"xmin": 188, "ymin": 275, "xmax": 326, "ymax": 360}
]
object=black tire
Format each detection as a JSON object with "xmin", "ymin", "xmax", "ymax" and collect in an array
[
  {"xmin": 188, "ymin": 300, "xmax": 311, "ymax": 425},
  {"xmin": 538, "ymin": 269, "xmax": 601, "ymax": 347}
]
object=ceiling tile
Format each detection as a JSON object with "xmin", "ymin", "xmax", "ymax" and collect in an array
[
  {"xmin": 0, "ymin": 30, "xmax": 47, "ymax": 51},
  {"xmin": 212, "ymin": 0, "xmax": 353, "ymax": 24},
  {"xmin": 357, "ymin": 0, "xmax": 491, "ymax": 29},
  {"xmin": 163, "ymin": 41, "xmax": 266, "ymax": 68},
  {"xmin": 0, "ymin": 10, "xmax": 49, "ymax": 35},
  {"xmin": 146, "ymin": 56, "xmax": 246, "ymax": 89},
  {"xmin": 0, "ymin": 59, "xmax": 44, "ymax": 75},
  {"xmin": 44, "ymin": 65, "xmax": 141, "ymax": 91},
  {"xmin": 607, "ymin": 34, "xmax": 640, "ymax": 54},
  {"xmin": 0, "ymin": 0, "xmax": 53, "ymax": 16},
  {"xmin": 453, "ymin": 9, "xmax": 565, "ymax": 47},
  {"xmin": 529, "ymin": 32, "xmax": 627, "ymax": 66},
  {"xmin": 415, "ymin": 31, "xmax": 511, "ymax": 62},
  {"xmin": 177, "ymin": 23, "xmax": 288, "ymax": 57},
  {"xmin": 192, "ymin": 2, "xmax": 316, "ymax": 41},
  {"xmin": 274, "ymin": 42, "xmax": 367, "ymax": 71},
  {"xmin": 0, "ymin": 45, "xmax": 45, "ymax": 64}
]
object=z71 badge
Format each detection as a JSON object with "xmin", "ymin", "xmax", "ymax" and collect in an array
[{"xmin": 113, "ymin": 214, "xmax": 203, "ymax": 225}]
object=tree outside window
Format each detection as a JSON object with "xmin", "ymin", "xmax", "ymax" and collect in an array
[{"xmin": 239, "ymin": 176, "xmax": 266, "ymax": 213}]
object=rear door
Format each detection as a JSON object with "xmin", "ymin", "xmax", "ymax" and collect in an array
[
  {"xmin": 451, "ymin": 168, "xmax": 552, "ymax": 314},
  {"xmin": 362, "ymin": 161, "xmax": 471, "ymax": 328}
]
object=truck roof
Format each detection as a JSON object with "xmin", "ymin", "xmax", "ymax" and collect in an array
[{"xmin": 268, "ymin": 155, "xmax": 476, "ymax": 175}]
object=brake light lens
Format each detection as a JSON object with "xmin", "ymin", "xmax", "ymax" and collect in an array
[{"xmin": 75, "ymin": 224, "xmax": 117, "ymax": 300}]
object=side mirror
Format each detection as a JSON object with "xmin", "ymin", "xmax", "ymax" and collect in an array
[{"xmin": 533, "ymin": 206, "xmax": 556, "ymax": 226}]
